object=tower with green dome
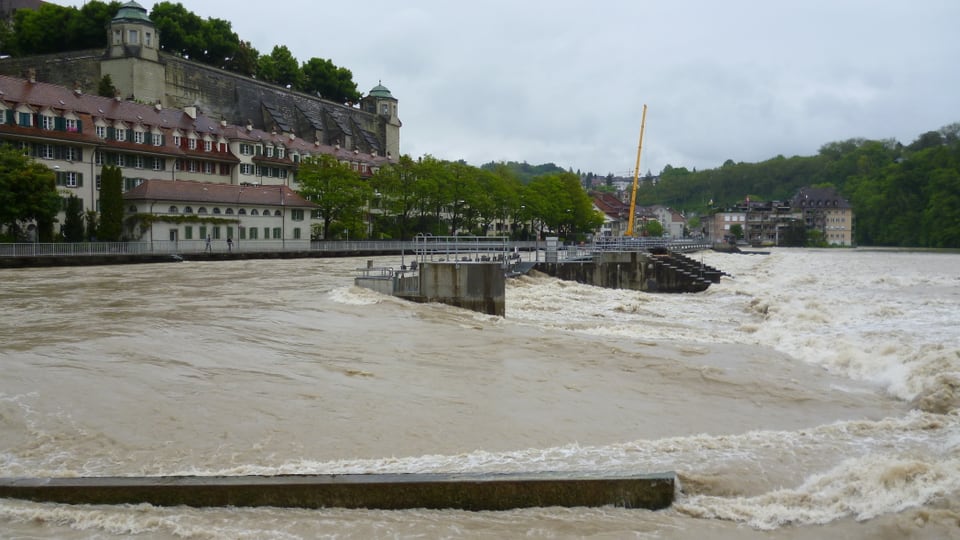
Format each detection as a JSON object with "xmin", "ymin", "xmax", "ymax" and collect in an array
[
  {"xmin": 362, "ymin": 81, "xmax": 401, "ymax": 159},
  {"xmin": 101, "ymin": 1, "xmax": 164, "ymax": 103}
]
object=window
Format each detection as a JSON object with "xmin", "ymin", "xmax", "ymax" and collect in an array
[
  {"xmin": 240, "ymin": 164, "xmax": 254, "ymax": 175},
  {"xmin": 145, "ymin": 32, "xmax": 152, "ymax": 47},
  {"xmin": 278, "ymin": 147, "xmax": 285, "ymax": 158},
  {"xmin": 291, "ymin": 209, "xmax": 304, "ymax": 221},
  {"xmin": 188, "ymin": 138, "xmax": 197, "ymax": 150},
  {"xmin": 250, "ymin": 209, "xmax": 259, "ymax": 216},
  {"xmin": 128, "ymin": 29, "xmax": 139, "ymax": 44},
  {"xmin": 199, "ymin": 226, "xmax": 207, "ymax": 239},
  {"xmin": 184, "ymin": 225, "xmax": 192, "ymax": 239},
  {"xmin": 152, "ymin": 132, "xmax": 162, "ymax": 146},
  {"xmin": 40, "ymin": 144, "xmax": 55, "ymax": 159},
  {"xmin": 225, "ymin": 208, "xmax": 234, "ymax": 215},
  {"xmin": 264, "ymin": 227, "xmax": 270, "ymax": 239},
  {"xmin": 173, "ymin": 135, "xmax": 182, "ymax": 147},
  {"xmin": 212, "ymin": 227, "xmax": 221, "ymax": 240},
  {"xmin": 204, "ymin": 140, "xmax": 212, "ymax": 152},
  {"xmin": 187, "ymin": 160, "xmax": 198, "ymax": 172},
  {"xmin": 238, "ymin": 208, "xmax": 246, "ymax": 215},
  {"xmin": 41, "ymin": 115, "xmax": 55, "ymax": 130},
  {"xmin": 65, "ymin": 147, "xmax": 80, "ymax": 162},
  {"xmin": 240, "ymin": 143, "xmax": 254, "ymax": 155},
  {"xmin": 18, "ymin": 112, "xmax": 31, "ymax": 127},
  {"xmin": 239, "ymin": 227, "xmax": 246, "ymax": 240},
  {"xmin": 198, "ymin": 207, "xmax": 207, "ymax": 214},
  {"xmin": 212, "ymin": 208, "xmax": 221, "ymax": 215},
  {"xmin": 115, "ymin": 128, "xmax": 126, "ymax": 142},
  {"xmin": 153, "ymin": 157, "xmax": 163, "ymax": 171},
  {"xmin": 113, "ymin": 30, "xmax": 122, "ymax": 45},
  {"xmin": 134, "ymin": 131, "xmax": 144, "ymax": 144},
  {"xmin": 272, "ymin": 228, "xmax": 281, "ymax": 239},
  {"xmin": 96, "ymin": 125, "xmax": 106, "ymax": 139},
  {"xmin": 266, "ymin": 146, "xmax": 274, "ymax": 157},
  {"xmin": 116, "ymin": 154, "xmax": 125, "ymax": 167},
  {"xmin": 293, "ymin": 227, "xmax": 301, "ymax": 240},
  {"xmin": 55, "ymin": 171, "xmax": 82, "ymax": 187},
  {"xmin": 65, "ymin": 118, "xmax": 79, "ymax": 133},
  {"xmin": 203, "ymin": 162, "xmax": 214, "ymax": 174},
  {"xmin": 248, "ymin": 227, "xmax": 258, "ymax": 240},
  {"xmin": 134, "ymin": 156, "xmax": 145, "ymax": 169},
  {"xmin": 184, "ymin": 206, "xmax": 193, "ymax": 214},
  {"xmin": 123, "ymin": 177, "xmax": 143, "ymax": 191},
  {"xmin": 274, "ymin": 210, "xmax": 282, "ymax": 217},
  {"xmin": 168, "ymin": 206, "xmax": 178, "ymax": 213}
]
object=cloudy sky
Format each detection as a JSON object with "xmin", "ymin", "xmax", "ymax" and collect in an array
[{"xmin": 69, "ymin": 0, "xmax": 959, "ymax": 176}]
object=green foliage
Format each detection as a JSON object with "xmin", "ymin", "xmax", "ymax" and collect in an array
[
  {"xmin": 297, "ymin": 154, "xmax": 371, "ymax": 240},
  {"xmin": 97, "ymin": 165, "xmax": 123, "ymax": 241},
  {"xmin": 302, "ymin": 57, "xmax": 361, "ymax": 103},
  {"xmin": 729, "ymin": 224, "xmax": 743, "ymax": 240},
  {"xmin": 479, "ymin": 161, "xmax": 566, "ymax": 184},
  {"xmin": 643, "ymin": 220, "xmax": 664, "ymax": 237},
  {"xmin": 4, "ymin": 1, "xmax": 120, "ymax": 56},
  {"xmin": 61, "ymin": 195, "xmax": 85, "ymax": 242},
  {"xmin": 0, "ymin": 144, "xmax": 60, "ymax": 241},
  {"xmin": 97, "ymin": 74, "xmax": 118, "ymax": 98}
]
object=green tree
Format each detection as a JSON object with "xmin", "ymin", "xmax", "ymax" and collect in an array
[
  {"xmin": 371, "ymin": 155, "xmax": 419, "ymax": 240},
  {"xmin": 729, "ymin": 224, "xmax": 743, "ymax": 240},
  {"xmin": 61, "ymin": 195, "xmax": 86, "ymax": 242},
  {"xmin": 257, "ymin": 45, "xmax": 302, "ymax": 88},
  {"xmin": 301, "ymin": 57, "xmax": 361, "ymax": 103},
  {"xmin": 97, "ymin": 74, "xmax": 118, "ymax": 98},
  {"xmin": 0, "ymin": 145, "xmax": 60, "ymax": 241},
  {"xmin": 643, "ymin": 219, "xmax": 664, "ymax": 237},
  {"xmin": 150, "ymin": 2, "xmax": 205, "ymax": 59},
  {"xmin": 297, "ymin": 154, "xmax": 371, "ymax": 239},
  {"xmin": 98, "ymin": 165, "xmax": 123, "ymax": 241}
]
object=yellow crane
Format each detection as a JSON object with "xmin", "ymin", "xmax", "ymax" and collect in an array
[{"xmin": 625, "ymin": 104, "xmax": 648, "ymax": 237}]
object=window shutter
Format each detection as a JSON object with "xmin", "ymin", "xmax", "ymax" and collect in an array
[
  {"xmin": 4, "ymin": 110, "xmax": 12, "ymax": 124},
  {"xmin": 107, "ymin": 126, "xmax": 115, "ymax": 139},
  {"xmin": 127, "ymin": 129, "xmax": 133, "ymax": 142},
  {"xmin": 76, "ymin": 149, "xmax": 83, "ymax": 161},
  {"xmin": 76, "ymin": 120, "xmax": 83, "ymax": 133},
  {"xmin": 55, "ymin": 117, "xmax": 66, "ymax": 131},
  {"xmin": 77, "ymin": 173, "xmax": 83, "ymax": 187},
  {"xmin": 55, "ymin": 172, "xmax": 64, "ymax": 186},
  {"xmin": 55, "ymin": 146, "xmax": 64, "ymax": 159}
]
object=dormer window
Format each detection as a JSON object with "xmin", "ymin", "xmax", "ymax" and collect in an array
[
  {"xmin": 173, "ymin": 134, "xmax": 182, "ymax": 147},
  {"xmin": 278, "ymin": 147, "xmax": 285, "ymax": 159},
  {"xmin": 96, "ymin": 125, "xmax": 106, "ymax": 138},
  {"xmin": 266, "ymin": 146, "xmax": 274, "ymax": 157},
  {"xmin": 188, "ymin": 137, "xmax": 197, "ymax": 150},
  {"xmin": 134, "ymin": 130, "xmax": 144, "ymax": 144},
  {"xmin": 65, "ymin": 118, "xmax": 79, "ymax": 133},
  {"xmin": 115, "ymin": 128, "xmax": 126, "ymax": 142},
  {"xmin": 204, "ymin": 140, "xmax": 212, "ymax": 152},
  {"xmin": 41, "ymin": 114, "xmax": 55, "ymax": 130}
]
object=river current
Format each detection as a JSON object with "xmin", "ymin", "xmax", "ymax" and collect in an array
[{"xmin": 1, "ymin": 248, "xmax": 958, "ymax": 539}]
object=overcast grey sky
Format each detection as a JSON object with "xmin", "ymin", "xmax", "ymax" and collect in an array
[{"xmin": 73, "ymin": 0, "xmax": 960, "ymax": 175}]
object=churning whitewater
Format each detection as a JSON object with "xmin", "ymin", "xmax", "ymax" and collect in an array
[{"xmin": 0, "ymin": 248, "xmax": 957, "ymax": 539}]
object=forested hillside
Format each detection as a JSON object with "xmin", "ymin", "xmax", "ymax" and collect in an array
[{"xmin": 635, "ymin": 124, "xmax": 960, "ymax": 248}]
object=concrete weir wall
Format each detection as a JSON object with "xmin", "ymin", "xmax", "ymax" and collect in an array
[
  {"xmin": 536, "ymin": 252, "xmax": 712, "ymax": 293},
  {"xmin": 403, "ymin": 262, "xmax": 505, "ymax": 317},
  {"xmin": 0, "ymin": 472, "xmax": 676, "ymax": 511}
]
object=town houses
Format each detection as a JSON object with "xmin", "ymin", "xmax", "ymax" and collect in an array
[{"xmin": 0, "ymin": 73, "xmax": 395, "ymax": 247}]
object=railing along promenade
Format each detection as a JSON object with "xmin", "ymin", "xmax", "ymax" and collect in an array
[{"xmin": 0, "ymin": 237, "xmax": 710, "ymax": 260}]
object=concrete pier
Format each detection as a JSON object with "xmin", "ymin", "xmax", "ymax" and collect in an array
[{"xmin": 0, "ymin": 472, "xmax": 676, "ymax": 511}]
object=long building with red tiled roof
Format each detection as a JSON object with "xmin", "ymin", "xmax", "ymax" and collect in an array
[{"xmin": 0, "ymin": 71, "xmax": 396, "ymax": 247}]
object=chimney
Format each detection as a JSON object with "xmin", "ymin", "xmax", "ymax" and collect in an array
[
  {"xmin": 27, "ymin": 68, "xmax": 36, "ymax": 83},
  {"xmin": 184, "ymin": 106, "xmax": 197, "ymax": 119},
  {"xmin": 155, "ymin": 102, "xmax": 162, "ymax": 111},
  {"xmin": 73, "ymin": 81, "xmax": 82, "ymax": 95}
]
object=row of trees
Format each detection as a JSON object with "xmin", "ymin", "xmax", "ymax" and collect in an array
[
  {"xmin": 636, "ymin": 123, "xmax": 960, "ymax": 248},
  {"xmin": 298, "ymin": 155, "xmax": 604, "ymax": 241},
  {"xmin": 0, "ymin": 145, "xmax": 125, "ymax": 242},
  {"xmin": 0, "ymin": 1, "xmax": 361, "ymax": 103}
]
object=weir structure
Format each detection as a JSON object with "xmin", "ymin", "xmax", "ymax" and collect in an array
[
  {"xmin": 0, "ymin": 472, "xmax": 676, "ymax": 511},
  {"xmin": 355, "ymin": 236, "xmax": 725, "ymax": 316}
]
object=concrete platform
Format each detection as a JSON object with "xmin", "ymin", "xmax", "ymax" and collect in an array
[{"xmin": 0, "ymin": 472, "xmax": 676, "ymax": 511}]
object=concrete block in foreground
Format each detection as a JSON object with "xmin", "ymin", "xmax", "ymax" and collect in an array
[{"xmin": 0, "ymin": 472, "xmax": 675, "ymax": 511}]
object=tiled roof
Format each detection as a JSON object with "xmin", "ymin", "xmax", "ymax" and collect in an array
[{"xmin": 123, "ymin": 179, "xmax": 317, "ymax": 208}]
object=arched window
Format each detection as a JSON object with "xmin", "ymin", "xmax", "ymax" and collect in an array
[
  {"xmin": 198, "ymin": 207, "xmax": 208, "ymax": 214},
  {"xmin": 251, "ymin": 209, "xmax": 259, "ymax": 216},
  {"xmin": 212, "ymin": 208, "xmax": 221, "ymax": 215},
  {"xmin": 225, "ymin": 208, "xmax": 234, "ymax": 215},
  {"xmin": 168, "ymin": 206, "xmax": 178, "ymax": 213},
  {"xmin": 238, "ymin": 208, "xmax": 247, "ymax": 215},
  {"xmin": 184, "ymin": 206, "xmax": 193, "ymax": 214},
  {"xmin": 274, "ymin": 210, "xmax": 282, "ymax": 216},
  {"xmin": 128, "ymin": 205, "xmax": 138, "ymax": 212}
]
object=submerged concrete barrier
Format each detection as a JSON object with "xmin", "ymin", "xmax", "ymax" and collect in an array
[{"xmin": 0, "ymin": 472, "xmax": 675, "ymax": 511}]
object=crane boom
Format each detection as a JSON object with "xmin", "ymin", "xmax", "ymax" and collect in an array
[{"xmin": 625, "ymin": 104, "xmax": 648, "ymax": 237}]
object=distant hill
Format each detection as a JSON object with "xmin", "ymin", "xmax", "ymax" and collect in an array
[{"xmin": 479, "ymin": 161, "xmax": 566, "ymax": 184}]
